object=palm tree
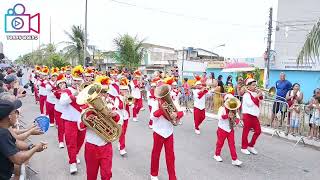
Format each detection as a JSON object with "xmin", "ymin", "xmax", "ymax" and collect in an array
[
  {"xmin": 113, "ymin": 34, "xmax": 145, "ymax": 70},
  {"xmin": 63, "ymin": 25, "xmax": 85, "ymax": 65},
  {"xmin": 297, "ymin": 20, "xmax": 320, "ymax": 64}
]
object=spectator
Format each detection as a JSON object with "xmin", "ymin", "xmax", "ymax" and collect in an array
[
  {"xmin": 200, "ymin": 72, "xmax": 207, "ymax": 85},
  {"xmin": 0, "ymin": 92, "xmax": 43, "ymax": 141},
  {"xmin": 271, "ymin": 72, "xmax": 292, "ymax": 127},
  {"xmin": 205, "ymin": 73, "xmax": 216, "ymax": 111},
  {"xmin": 217, "ymin": 75, "xmax": 224, "ymax": 87},
  {"xmin": 286, "ymin": 83, "xmax": 303, "ymax": 105},
  {"xmin": 309, "ymin": 97, "xmax": 320, "ymax": 140},
  {"xmin": 0, "ymin": 69, "xmax": 5, "ymax": 81},
  {"xmin": 288, "ymin": 99, "xmax": 301, "ymax": 136},
  {"xmin": 0, "ymin": 99, "xmax": 46, "ymax": 180},
  {"xmin": 235, "ymin": 76, "xmax": 245, "ymax": 98},
  {"xmin": 4, "ymin": 75, "xmax": 26, "ymax": 98},
  {"xmin": 182, "ymin": 78, "xmax": 191, "ymax": 112},
  {"xmin": 226, "ymin": 75, "xmax": 232, "ymax": 85},
  {"xmin": 16, "ymin": 69, "xmax": 23, "ymax": 86}
]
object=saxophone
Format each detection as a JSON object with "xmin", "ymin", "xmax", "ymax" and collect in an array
[{"xmin": 77, "ymin": 83, "xmax": 121, "ymax": 142}]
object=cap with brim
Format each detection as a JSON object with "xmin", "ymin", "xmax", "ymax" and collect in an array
[
  {"xmin": 151, "ymin": 82, "xmax": 156, "ymax": 87},
  {"xmin": 224, "ymin": 97, "xmax": 241, "ymax": 110},
  {"xmin": 57, "ymin": 79, "xmax": 66, "ymax": 85},
  {"xmin": 245, "ymin": 78, "xmax": 256, "ymax": 86},
  {"xmin": 195, "ymin": 81, "xmax": 201, "ymax": 86},
  {"xmin": 4, "ymin": 75, "xmax": 17, "ymax": 84},
  {"xmin": 120, "ymin": 85, "xmax": 129, "ymax": 90},
  {"xmin": 0, "ymin": 99, "xmax": 22, "ymax": 120},
  {"xmin": 72, "ymin": 76, "xmax": 83, "ymax": 81},
  {"xmin": 172, "ymin": 82, "xmax": 177, "ymax": 86}
]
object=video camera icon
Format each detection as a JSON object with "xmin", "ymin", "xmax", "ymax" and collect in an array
[{"xmin": 4, "ymin": 4, "xmax": 40, "ymax": 33}]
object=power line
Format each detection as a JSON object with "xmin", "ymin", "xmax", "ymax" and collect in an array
[{"xmin": 109, "ymin": 0, "xmax": 265, "ymax": 30}]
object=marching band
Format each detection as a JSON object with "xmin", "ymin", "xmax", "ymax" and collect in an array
[{"xmin": 30, "ymin": 65, "xmax": 264, "ymax": 180}]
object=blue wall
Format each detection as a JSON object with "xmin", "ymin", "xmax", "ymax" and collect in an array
[
  {"xmin": 269, "ymin": 70, "xmax": 320, "ymax": 103},
  {"xmin": 205, "ymin": 68, "xmax": 320, "ymax": 103}
]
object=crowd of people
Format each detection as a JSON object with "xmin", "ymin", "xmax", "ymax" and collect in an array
[
  {"xmin": 0, "ymin": 66, "xmax": 47, "ymax": 180},
  {"xmin": 1, "ymin": 64, "xmax": 319, "ymax": 180}
]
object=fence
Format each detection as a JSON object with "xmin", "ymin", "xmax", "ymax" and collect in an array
[{"xmin": 178, "ymin": 90, "xmax": 319, "ymax": 146}]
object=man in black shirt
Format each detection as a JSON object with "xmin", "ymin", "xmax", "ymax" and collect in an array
[{"xmin": 0, "ymin": 99, "xmax": 47, "ymax": 180}]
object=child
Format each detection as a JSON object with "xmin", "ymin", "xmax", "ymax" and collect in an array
[
  {"xmin": 214, "ymin": 94, "xmax": 242, "ymax": 166},
  {"xmin": 310, "ymin": 97, "xmax": 320, "ymax": 140},
  {"xmin": 289, "ymin": 99, "xmax": 301, "ymax": 136}
]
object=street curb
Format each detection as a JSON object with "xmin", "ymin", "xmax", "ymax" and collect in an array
[
  {"xmin": 205, "ymin": 111, "xmax": 320, "ymax": 148},
  {"xmin": 180, "ymin": 106, "xmax": 320, "ymax": 148}
]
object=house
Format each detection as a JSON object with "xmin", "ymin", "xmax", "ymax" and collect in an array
[
  {"xmin": 176, "ymin": 47, "xmax": 222, "ymax": 62},
  {"xmin": 142, "ymin": 43, "xmax": 177, "ymax": 75}
]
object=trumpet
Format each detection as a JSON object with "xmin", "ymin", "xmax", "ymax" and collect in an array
[
  {"xmin": 255, "ymin": 86, "xmax": 276, "ymax": 97},
  {"xmin": 125, "ymin": 95, "xmax": 135, "ymax": 106}
]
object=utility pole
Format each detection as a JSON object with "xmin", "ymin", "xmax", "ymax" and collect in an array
[
  {"xmin": 266, "ymin": 7, "xmax": 273, "ymax": 88},
  {"xmin": 84, "ymin": 0, "xmax": 88, "ymax": 67},
  {"xmin": 181, "ymin": 48, "xmax": 185, "ymax": 82}
]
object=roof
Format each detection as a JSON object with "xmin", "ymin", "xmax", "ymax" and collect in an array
[
  {"xmin": 142, "ymin": 43, "xmax": 175, "ymax": 50},
  {"xmin": 193, "ymin": 48, "xmax": 219, "ymax": 57}
]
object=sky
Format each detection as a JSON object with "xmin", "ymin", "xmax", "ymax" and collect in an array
[{"xmin": 0, "ymin": 0, "xmax": 278, "ymax": 60}]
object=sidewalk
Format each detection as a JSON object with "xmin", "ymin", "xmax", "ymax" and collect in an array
[{"xmin": 181, "ymin": 106, "xmax": 320, "ymax": 148}]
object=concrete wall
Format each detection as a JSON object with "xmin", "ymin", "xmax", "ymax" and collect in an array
[
  {"xmin": 274, "ymin": 0, "xmax": 320, "ymax": 70},
  {"xmin": 206, "ymin": 68, "xmax": 319, "ymax": 102}
]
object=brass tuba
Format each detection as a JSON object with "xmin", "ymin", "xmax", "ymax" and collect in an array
[
  {"xmin": 79, "ymin": 82, "xmax": 92, "ymax": 91},
  {"xmin": 155, "ymin": 84, "xmax": 179, "ymax": 126},
  {"xmin": 77, "ymin": 83, "xmax": 121, "ymax": 142}
]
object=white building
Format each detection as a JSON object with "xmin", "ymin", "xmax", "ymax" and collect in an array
[{"xmin": 274, "ymin": 0, "xmax": 320, "ymax": 71}]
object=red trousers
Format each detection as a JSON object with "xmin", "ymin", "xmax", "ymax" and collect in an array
[
  {"xmin": 150, "ymin": 132, "xmax": 176, "ymax": 180},
  {"xmin": 193, "ymin": 107, "xmax": 206, "ymax": 130},
  {"xmin": 85, "ymin": 142, "xmax": 113, "ymax": 180},
  {"xmin": 34, "ymin": 85, "xmax": 39, "ymax": 101},
  {"xmin": 215, "ymin": 128, "xmax": 237, "ymax": 160},
  {"xmin": 39, "ymin": 95, "xmax": 46, "ymax": 114},
  {"xmin": 133, "ymin": 98, "xmax": 143, "ymax": 118},
  {"xmin": 149, "ymin": 105, "xmax": 153, "ymax": 126},
  {"xmin": 54, "ymin": 110, "xmax": 64, "ymax": 143},
  {"xmin": 119, "ymin": 120, "xmax": 128, "ymax": 150},
  {"xmin": 241, "ymin": 113, "xmax": 261, "ymax": 149},
  {"xmin": 64, "ymin": 120, "xmax": 86, "ymax": 164},
  {"xmin": 46, "ymin": 102, "xmax": 55, "ymax": 124}
]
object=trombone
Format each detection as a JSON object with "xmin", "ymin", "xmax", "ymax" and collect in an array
[{"xmin": 254, "ymin": 86, "xmax": 286, "ymax": 100}]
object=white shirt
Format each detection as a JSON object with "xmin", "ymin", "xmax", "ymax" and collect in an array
[
  {"xmin": 38, "ymin": 80, "xmax": 47, "ymax": 96},
  {"xmin": 147, "ymin": 90, "xmax": 157, "ymax": 107},
  {"xmin": 45, "ymin": 81, "xmax": 57, "ymax": 104},
  {"xmin": 108, "ymin": 82, "xmax": 119, "ymax": 97},
  {"xmin": 59, "ymin": 88, "xmax": 80, "ymax": 122},
  {"xmin": 85, "ymin": 128, "xmax": 108, "ymax": 146},
  {"xmin": 193, "ymin": 89, "xmax": 206, "ymax": 110},
  {"xmin": 150, "ymin": 103, "xmax": 173, "ymax": 138},
  {"xmin": 242, "ymin": 91, "xmax": 260, "ymax": 117},
  {"xmin": 130, "ymin": 80, "xmax": 141, "ymax": 99},
  {"xmin": 114, "ymin": 95, "xmax": 129, "ymax": 120},
  {"xmin": 217, "ymin": 107, "xmax": 240, "ymax": 133}
]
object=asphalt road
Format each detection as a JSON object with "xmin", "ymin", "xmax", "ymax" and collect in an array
[{"xmin": 19, "ymin": 69, "xmax": 319, "ymax": 180}]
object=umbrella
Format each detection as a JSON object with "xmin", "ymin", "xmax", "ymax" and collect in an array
[{"xmin": 221, "ymin": 62, "xmax": 255, "ymax": 72}]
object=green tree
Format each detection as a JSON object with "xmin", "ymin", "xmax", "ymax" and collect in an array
[
  {"xmin": 297, "ymin": 21, "xmax": 320, "ymax": 64},
  {"xmin": 63, "ymin": 25, "xmax": 86, "ymax": 65},
  {"xmin": 113, "ymin": 34, "xmax": 145, "ymax": 70}
]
